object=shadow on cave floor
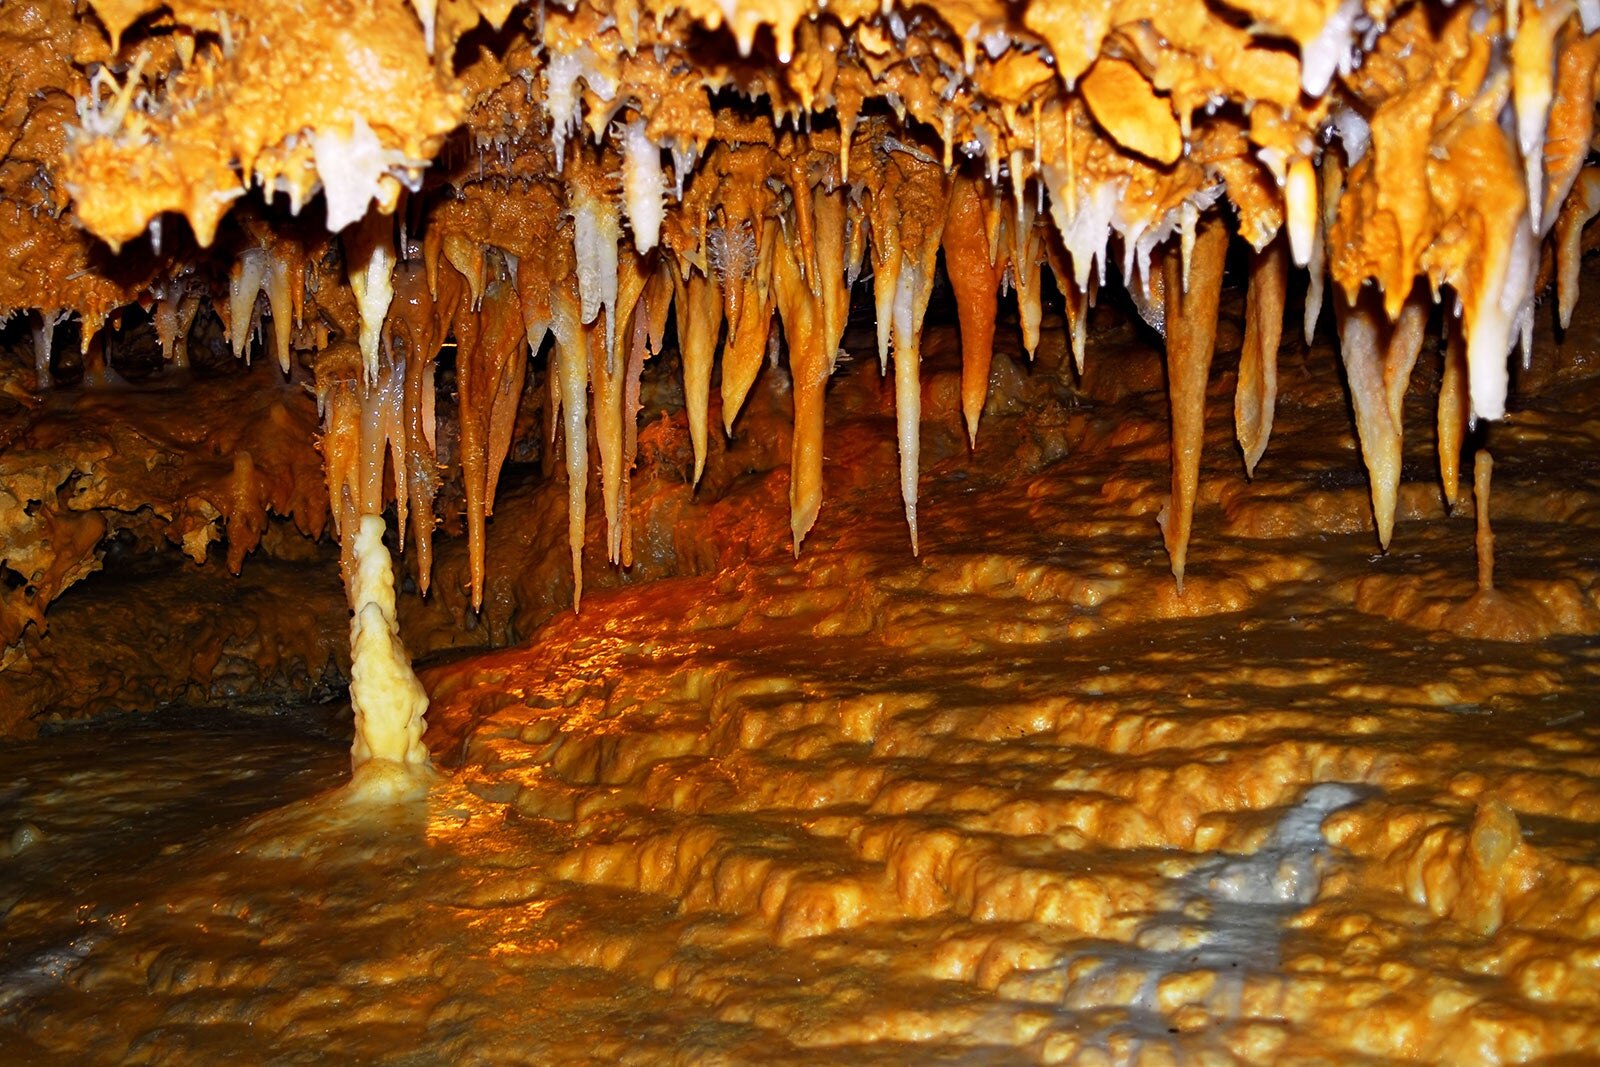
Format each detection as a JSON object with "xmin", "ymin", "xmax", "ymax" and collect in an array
[{"xmin": 0, "ymin": 707, "xmax": 349, "ymax": 1010}]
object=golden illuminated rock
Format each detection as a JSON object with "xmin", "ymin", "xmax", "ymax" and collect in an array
[{"xmin": 0, "ymin": 1, "xmax": 1599, "ymax": 1056}]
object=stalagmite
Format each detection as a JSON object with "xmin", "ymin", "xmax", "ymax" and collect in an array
[
  {"xmin": 942, "ymin": 174, "xmax": 1002, "ymax": 446},
  {"xmin": 347, "ymin": 513, "xmax": 431, "ymax": 793},
  {"xmin": 1235, "ymin": 236, "xmax": 1288, "ymax": 478},
  {"xmin": 1474, "ymin": 450, "xmax": 1495, "ymax": 593},
  {"xmin": 1337, "ymin": 286, "xmax": 1427, "ymax": 550},
  {"xmin": 1157, "ymin": 216, "xmax": 1228, "ymax": 592}
]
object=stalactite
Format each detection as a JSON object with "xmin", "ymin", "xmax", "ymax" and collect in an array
[
  {"xmin": 775, "ymin": 178, "xmax": 849, "ymax": 553},
  {"xmin": 1511, "ymin": 1, "xmax": 1565, "ymax": 232},
  {"xmin": 670, "ymin": 261, "xmax": 722, "ymax": 486},
  {"xmin": 1337, "ymin": 285, "xmax": 1428, "ymax": 550},
  {"xmin": 719, "ymin": 217, "xmax": 778, "ymax": 432},
  {"xmin": 388, "ymin": 258, "xmax": 460, "ymax": 594},
  {"xmin": 1235, "ymin": 234, "xmax": 1288, "ymax": 477},
  {"xmin": 452, "ymin": 265, "xmax": 528, "ymax": 611},
  {"xmin": 1540, "ymin": 23, "xmax": 1600, "ymax": 234},
  {"xmin": 264, "ymin": 248, "xmax": 299, "ymax": 373},
  {"xmin": 1438, "ymin": 314, "xmax": 1470, "ymax": 512},
  {"xmin": 1042, "ymin": 235, "xmax": 1089, "ymax": 376},
  {"xmin": 1157, "ymin": 215, "xmax": 1228, "ymax": 592},
  {"xmin": 1423, "ymin": 89, "xmax": 1535, "ymax": 423},
  {"xmin": 592, "ymin": 252, "xmax": 650, "ymax": 564},
  {"xmin": 81, "ymin": 328, "xmax": 114, "ymax": 389},
  {"xmin": 31, "ymin": 310, "xmax": 60, "ymax": 390},
  {"xmin": 1556, "ymin": 168, "xmax": 1600, "ymax": 329},
  {"xmin": 866, "ymin": 144, "xmax": 949, "ymax": 553},
  {"xmin": 347, "ymin": 211, "xmax": 399, "ymax": 385},
  {"xmin": 1010, "ymin": 200, "xmax": 1046, "ymax": 361},
  {"xmin": 570, "ymin": 154, "xmax": 622, "ymax": 355},
  {"xmin": 443, "ymin": 233, "xmax": 487, "ymax": 311},
  {"xmin": 942, "ymin": 174, "xmax": 1002, "ymax": 447},
  {"xmin": 229, "ymin": 248, "xmax": 270, "ymax": 362},
  {"xmin": 619, "ymin": 288, "xmax": 651, "ymax": 569},
  {"xmin": 1474, "ymin": 450, "xmax": 1495, "ymax": 593},
  {"xmin": 549, "ymin": 269, "xmax": 592, "ymax": 608}
]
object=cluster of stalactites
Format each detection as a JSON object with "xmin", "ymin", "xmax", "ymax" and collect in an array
[{"xmin": 44, "ymin": 0, "xmax": 1600, "ymax": 601}]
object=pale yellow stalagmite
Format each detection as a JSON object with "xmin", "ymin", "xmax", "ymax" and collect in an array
[
  {"xmin": 941, "ymin": 174, "xmax": 1002, "ymax": 446},
  {"xmin": 1235, "ymin": 234, "xmax": 1288, "ymax": 477},
  {"xmin": 670, "ymin": 262, "xmax": 722, "ymax": 485},
  {"xmin": 1337, "ymin": 285, "xmax": 1427, "ymax": 550},
  {"xmin": 1474, "ymin": 450, "xmax": 1495, "ymax": 593},
  {"xmin": 1438, "ymin": 317, "xmax": 1470, "ymax": 512},
  {"xmin": 1157, "ymin": 215, "xmax": 1228, "ymax": 592},
  {"xmin": 347, "ymin": 512, "xmax": 431, "ymax": 794}
]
